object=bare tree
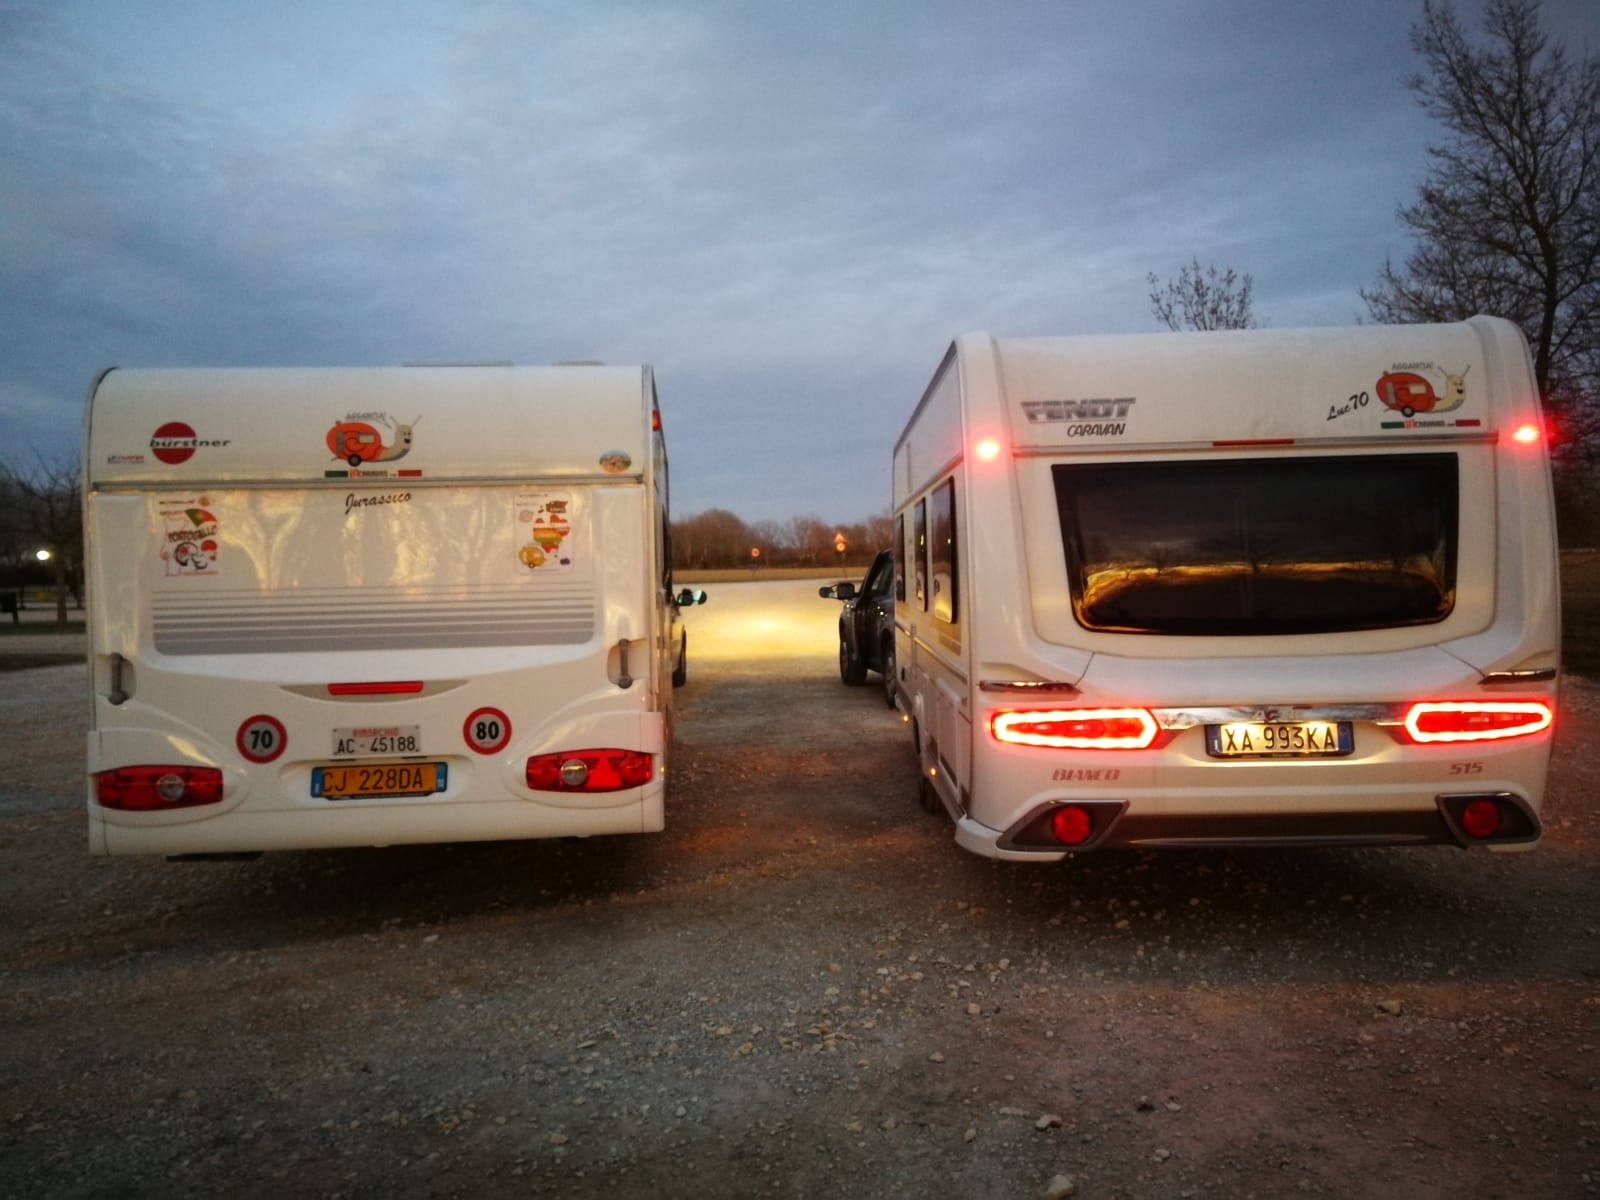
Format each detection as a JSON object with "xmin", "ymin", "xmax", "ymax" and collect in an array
[
  {"xmin": 0, "ymin": 453, "xmax": 82, "ymax": 624},
  {"xmin": 1147, "ymin": 257, "xmax": 1258, "ymax": 331},
  {"xmin": 1362, "ymin": 0, "xmax": 1600, "ymax": 464}
]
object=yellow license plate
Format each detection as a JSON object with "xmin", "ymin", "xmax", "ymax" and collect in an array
[
  {"xmin": 312, "ymin": 762, "xmax": 447, "ymax": 800},
  {"xmin": 1206, "ymin": 721, "xmax": 1352, "ymax": 758}
]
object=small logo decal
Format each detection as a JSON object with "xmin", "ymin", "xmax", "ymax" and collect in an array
[{"xmin": 151, "ymin": 422, "xmax": 231, "ymax": 464}]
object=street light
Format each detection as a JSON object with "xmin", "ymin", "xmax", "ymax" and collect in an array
[{"xmin": 35, "ymin": 549, "xmax": 51, "ymax": 562}]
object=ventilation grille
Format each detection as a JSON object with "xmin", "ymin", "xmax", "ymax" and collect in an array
[{"xmin": 152, "ymin": 583, "xmax": 596, "ymax": 655}]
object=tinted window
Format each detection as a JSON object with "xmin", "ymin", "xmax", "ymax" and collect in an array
[
  {"xmin": 913, "ymin": 501, "xmax": 928, "ymax": 611},
  {"xmin": 1053, "ymin": 453, "xmax": 1458, "ymax": 635},
  {"xmin": 893, "ymin": 515, "xmax": 905, "ymax": 601},
  {"xmin": 931, "ymin": 478, "xmax": 958, "ymax": 625}
]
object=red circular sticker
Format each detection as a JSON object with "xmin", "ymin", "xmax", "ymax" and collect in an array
[
  {"xmin": 236, "ymin": 715, "xmax": 287, "ymax": 763},
  {"xmin": 463, "ymin": 707, "xmax": 511, "ymax": 755},
  {"xmin": 151, "ymin": 421, "xmax": 197, "ymax": 464}
]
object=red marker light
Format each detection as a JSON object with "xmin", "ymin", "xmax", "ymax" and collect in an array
[
  {"xmin": 1512, "ymin": 423, "xmax": 1540, "ymax": 445},
  {"xmin": 975, "ymin": 438, "xmax": 1001, "ymax": 461}
]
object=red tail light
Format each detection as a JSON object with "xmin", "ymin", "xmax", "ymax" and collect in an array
[
  {"xmin": 1401, "ymin": 701, "xmax": 1553, "ymax": 744},
  {"xmin": 525, "ymin": 749, "xmax": 654, "ymax": 793},
  {"xmin": 1460, "ymin": 798, "xmax": 1504, "ymax": 838},
  {"xmin": 991, "ymin": 708, "xmax": 1158, "ymax": 750},
  {"xmin": 96, "ymin": 765, "xmax": 225, "ymax": 810}
]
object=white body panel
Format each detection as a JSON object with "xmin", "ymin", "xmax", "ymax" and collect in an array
[
  {"xmin": 84, "ymin": 366, "xmax": 682, "ymax": 855},
  {"xmin": 892, "ymin": 317, "xmax": 1560, "ymax": 860}
]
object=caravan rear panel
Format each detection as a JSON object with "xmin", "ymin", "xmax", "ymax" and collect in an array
[
  {"xmin": 893, "ymin": 317, "xmax": 1559, "ymax": 860},
  {"xmin": 84, "ymin": 365, "xmax": 685, "ymax": 856}
]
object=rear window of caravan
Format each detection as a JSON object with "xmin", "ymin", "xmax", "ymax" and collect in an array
[{"xmin": 1052, "ymin": 453, "xmax": 1459, "ymax": 636}]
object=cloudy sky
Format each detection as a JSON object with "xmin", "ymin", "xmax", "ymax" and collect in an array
[{"xmin": 2, "ymin": 0, "xmax": 1594, "ymax": 523}]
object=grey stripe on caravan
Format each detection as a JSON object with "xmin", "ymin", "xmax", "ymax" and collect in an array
[{"xmin": 151, "ymin": 584, "xmax": 596, "ymax": 655}]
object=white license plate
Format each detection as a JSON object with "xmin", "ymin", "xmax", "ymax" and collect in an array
[
  {"xmin": 332, "ymin": 725, "xmax": 421, "ymax": 757},
  {"xmin": 1206, "ymin": 721, "xmax": 1353, "ymax": 758}
]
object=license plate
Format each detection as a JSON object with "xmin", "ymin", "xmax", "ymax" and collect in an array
[
  {"xmin": 1205, "ymin": 721, "xmax": 1353, "ymax": 759},
  {"xmin": 312, "ymin": 762, "xmax": 447, "ymax": 800},
  {"xmin": 332, "ymin": 725, "xmax": 421, "ymax": 757}
]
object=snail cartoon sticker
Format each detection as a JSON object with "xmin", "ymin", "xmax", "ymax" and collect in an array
[
  {"xmin": 324, "ymin": 412, "xmax": 422, "ymax": 474},
  {"xmin": 160, "ymin": 499, "xmax": 220, "ymax": 577},
  {"xmin": 515, "ymin": 491, "xmax": 575, "ymax": 574}
]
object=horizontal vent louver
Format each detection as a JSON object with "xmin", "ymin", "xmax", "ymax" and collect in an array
[{"xmin": 152, "ymin": 584, "xmax": 595, "ymax": 655}]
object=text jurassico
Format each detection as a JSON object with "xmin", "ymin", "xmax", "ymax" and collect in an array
[{"xmin": 345, "ymin": 491, "xmax": 413, "ymax": 517}]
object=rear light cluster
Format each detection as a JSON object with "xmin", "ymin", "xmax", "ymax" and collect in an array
[
  {"xmin": 1401, "ymin": 701, "xmax": 1552, "ymax": 743},
  {"xmin": 990, "ymin": 701, "xmax": 1553, "ymax": 750},
  {"xmin": 525, "ymin": 749, "xmax": 653, "ymax": 793},
  {"xmin": 991, "ymin": 708, "xmax": 1158, "ymax": 750},
  {"xmin": 96, "ymin": 766, "xmax": 224, "ymax": 810}
]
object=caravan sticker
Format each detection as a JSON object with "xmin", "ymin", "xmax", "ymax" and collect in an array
[
  {"xmin": 160, "ymin": 500, "xmax": 220, "ymax": 577},
  {"xmin": 1376, "ymin": 364, "xmax": 1470, "ymax": 418},
  {"xmin": 326, "ymin": 414, "xmax": 420, "ymax": 468},
  {"xmin": 150, "ymin": 422, "xmax": 231, "ymax": 465},
  {"xmin": 515, "ymin": 492, "xmax": 575, "ymax": 573}
]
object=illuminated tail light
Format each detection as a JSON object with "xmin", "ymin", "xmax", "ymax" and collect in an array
[
  {"xmin": 991, "ymin": 707, "xmax": 1158, "ymax": 750},
  {"xmin": 525, "ymin": 749, "xmax": 653, "ymax": 793},
  {"xmin": 1401, "ymin": 701, "xmax": 1553, "ymax": 743},
  {"xmin": 1512, "ymin": 423, "xmax": 1540, "ymax": 444},
  {"xmin": 96, "ymin": 765, "xmax": 225, "ymax": 811}
]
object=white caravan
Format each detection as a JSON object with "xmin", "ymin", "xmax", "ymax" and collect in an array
[
  {"xmin": 83, "ymin": 365, "xmax": 704, "ymax": 857},
  {"xmin": 892, "ymin": 317, "xmax": 1560, "ymax": 860}
]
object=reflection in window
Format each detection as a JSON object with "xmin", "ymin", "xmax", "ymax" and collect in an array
[
  {"xmin": 931, "ymin": 478, "xmax": 958, "ymax": 625},
  {"xmin": 894, "ymin": 515, "xmax": 905, "ymax": 601},
  {"xmin": 1053, "ymin": 454, "xmax": 1458, "ymax": 635},
  {"xmin": 914, "ymin": 501, "xmax": 928, "ymax": 611}
]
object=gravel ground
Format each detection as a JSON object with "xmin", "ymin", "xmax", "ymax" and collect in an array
[{"xmin": 1, "ymin": 581, "xmax": 1597, "ymax": 1198}]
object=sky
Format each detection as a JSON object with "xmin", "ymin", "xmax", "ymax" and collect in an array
[{"xmin": 2, "ymin": 0, "xmax": 1596, "ymax": 524}]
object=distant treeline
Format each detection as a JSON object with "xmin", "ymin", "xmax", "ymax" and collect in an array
[{"xmin": 672, "ymin": 509, "xmax": 894, "ymax": 570}]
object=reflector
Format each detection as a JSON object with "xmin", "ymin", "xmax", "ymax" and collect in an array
[
  {"xmin": 1049, "ymin": 805, "xmax": 1094, "ymax": 845},
  {"xmin": 1460, "ymin": 798, "xmax": 1503, "ymax": 838}
]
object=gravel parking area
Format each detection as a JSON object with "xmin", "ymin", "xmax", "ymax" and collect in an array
[{"xmin": 1, "ymin": 581, "xmax": 1596, "ymax": 1197}]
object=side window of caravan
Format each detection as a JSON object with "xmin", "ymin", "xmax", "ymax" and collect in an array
[
  {"xmin": 893, "ymin": 514, "xmax": 906, "ymax": 601},
  {"xmin": 1052, "ymin": 452, "xmax": 1458, "ymax": 636},
  {"xmin": 914, "ymin": 501, "xmax": 928, "ymax": 610},
  {"xmin": 931, "ymin": 478, "xmax": 958, "ymax": 625}
]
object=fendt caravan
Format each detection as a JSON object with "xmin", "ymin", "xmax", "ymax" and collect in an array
[
  {"xmin": 892, "ymin": 317, "xmax": 1560, "ymax": 861},
  {"xmin": 83, "ymin": 365, "xmax": 704, "ymax": 857}
]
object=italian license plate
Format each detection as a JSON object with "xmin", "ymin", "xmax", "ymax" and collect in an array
[
  {"xmin": 312, "ymin": 762, "xmax": 447, "ymax": 800},
  {"xmin": 332, "ymin": 725, "xmax": 421, "ymax": 757},
  {"xmin": 1205, "ymin": 721, "xmax": 1353, "ymax": 759}
]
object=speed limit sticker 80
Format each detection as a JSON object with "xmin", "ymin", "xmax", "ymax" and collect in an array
[{"xmin": 463, "ymin": 707, "xmax": 512, "ymax": 754}]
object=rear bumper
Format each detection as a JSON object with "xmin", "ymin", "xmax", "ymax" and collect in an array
[{"xmin": 957, "ymin": 791, "xmax": 1541, "ymax": 861}]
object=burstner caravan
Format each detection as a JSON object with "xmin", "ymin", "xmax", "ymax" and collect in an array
[
  {"xmin": 892, "ymin": 317, "xmax": 1559, "ymax": 861},
  {"xmin": 83, "ymin": 365, "xmax": 704, "ymax": 857}
]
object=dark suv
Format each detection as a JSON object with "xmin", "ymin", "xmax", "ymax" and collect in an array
[{"xmin": 819, "ymin": 549, "xmax": 897, "ymax": 707}]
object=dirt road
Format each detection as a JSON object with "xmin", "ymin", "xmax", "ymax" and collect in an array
[{"xmin": 2, "ymin": 580, "xmax": 1597, "ymax": 1197}]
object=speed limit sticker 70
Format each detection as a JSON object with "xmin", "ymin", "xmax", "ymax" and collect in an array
[
  {"xmin": 237, "ymin": 715, "xmax": 287, "ymax": 763},
  {"xmin": 463, "ymin": 707, "xmax": 511, "ymax": 755}
]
